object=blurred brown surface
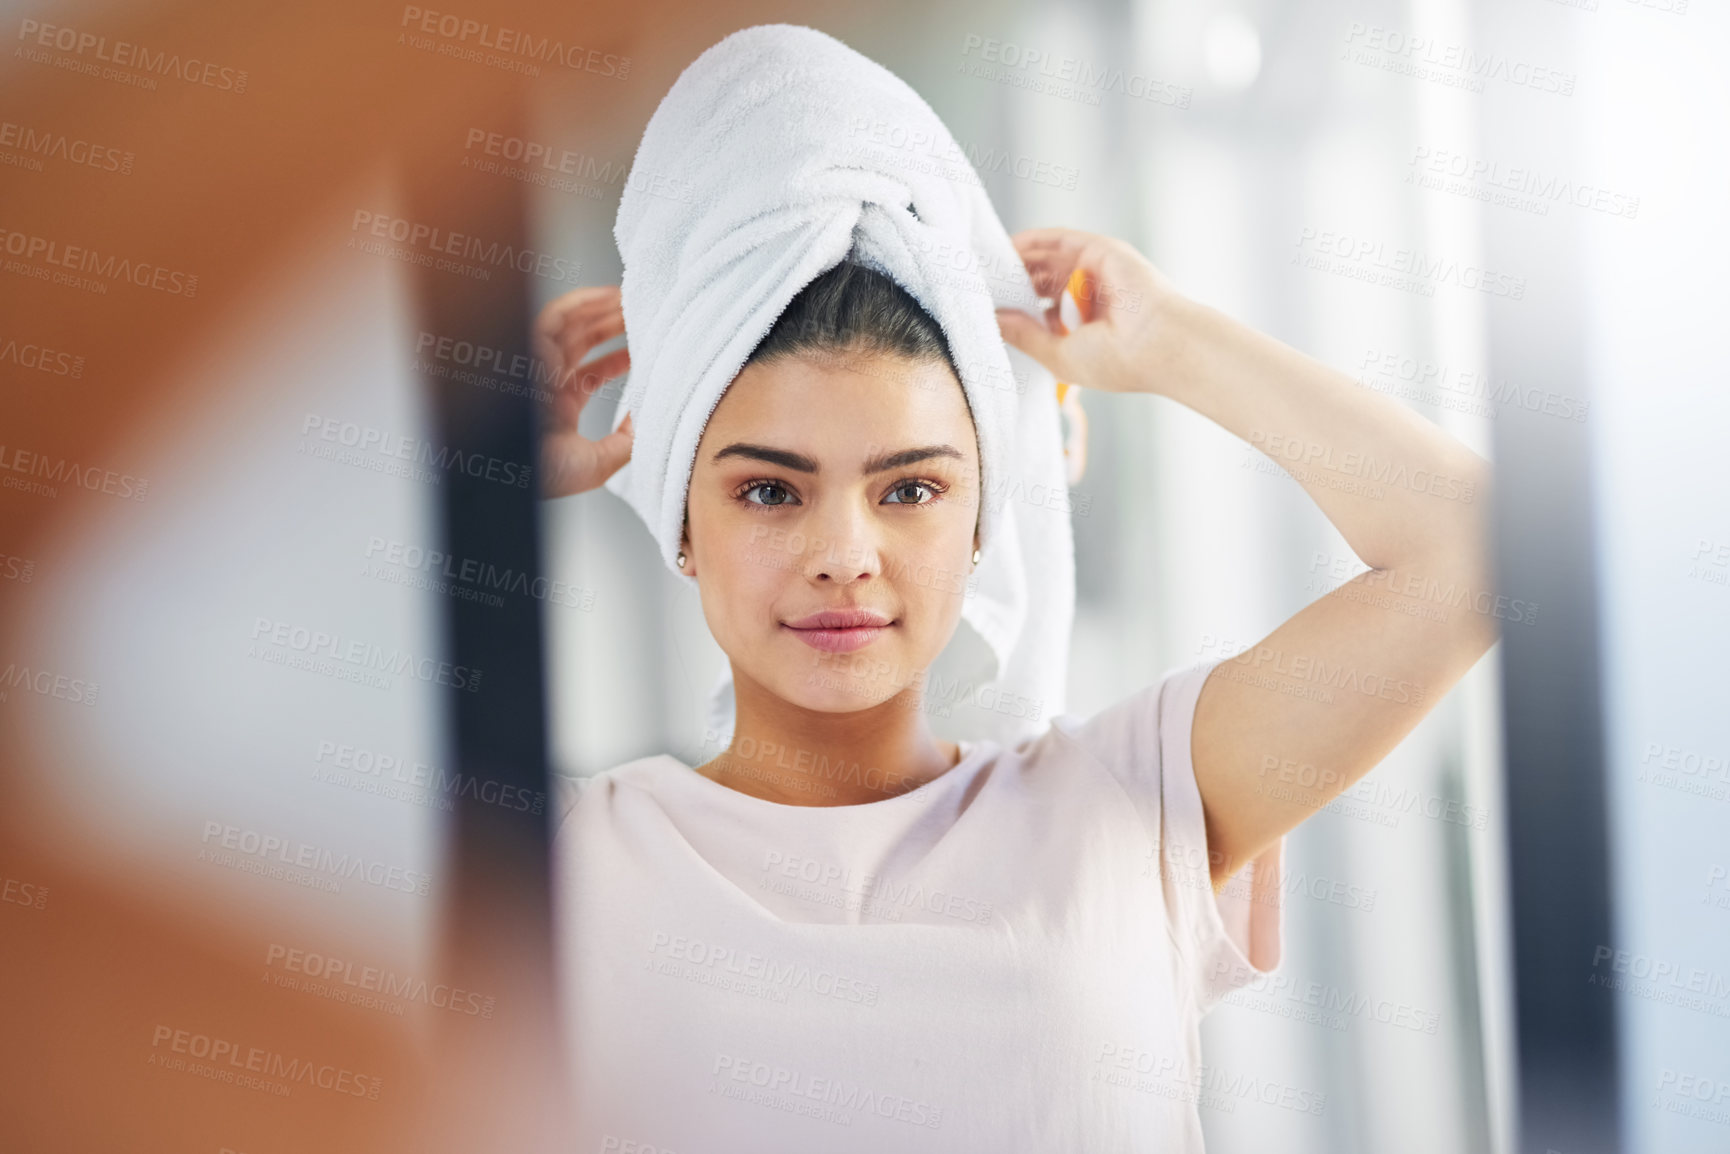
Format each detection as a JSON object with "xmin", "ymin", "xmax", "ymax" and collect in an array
[{"xmin": 0, "ymin": 0, "xmax": 820, "ymax": 1148}]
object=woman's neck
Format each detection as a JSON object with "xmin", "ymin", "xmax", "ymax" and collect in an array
[{"xmin": 693, "ymin": 668, "xmax": 962, "ymax": 806}]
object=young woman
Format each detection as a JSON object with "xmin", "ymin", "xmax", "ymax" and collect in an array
[{"xmin": 535, "ymin": 231, "xmax": 1494, "ymax": 1149}]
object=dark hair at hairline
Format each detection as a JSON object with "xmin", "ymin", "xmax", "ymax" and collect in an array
[{"xmin": 745, "ymin": 259, "xmax": 961, "ymax": 375}]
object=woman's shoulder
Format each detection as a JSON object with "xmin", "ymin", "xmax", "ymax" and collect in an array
[
  {"xmin": 549, "ymin": 754, "xmax": 686, "ymax": 836},
  {"xmin": 1041, "ymin": 657, "xmax": 1221, "ymax": 781}
]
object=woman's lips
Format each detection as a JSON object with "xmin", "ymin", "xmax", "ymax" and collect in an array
[{"xmin": 781, "ymin": 608, "xmax": 893, "ymax": 654}]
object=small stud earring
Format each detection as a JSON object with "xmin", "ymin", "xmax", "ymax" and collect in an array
[
  {"xmin": 676, "ymin": 550, "xmax": 687, "ymax": 568},
  {"xmin": 971, "ymin": 546, "xmax": 981, "ymax": 565}
]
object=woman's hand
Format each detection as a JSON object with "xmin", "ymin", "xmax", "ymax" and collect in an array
[
  {"xmin": 995, "ymin": 228, "xmax": 1186, "ymax": 397},
  {"xmin": 532, "ymin": 285, "xmax": 635, "ymax": 498}
]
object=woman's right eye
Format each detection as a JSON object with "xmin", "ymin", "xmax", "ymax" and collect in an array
[{"xmin": 740, "ymin": 481, "xmax": 798, "ymax": 507}]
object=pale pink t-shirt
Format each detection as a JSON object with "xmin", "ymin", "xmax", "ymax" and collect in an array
[{"xmin": 551, "ymin": 657, "xmax": 1283, "ymax": 1152}]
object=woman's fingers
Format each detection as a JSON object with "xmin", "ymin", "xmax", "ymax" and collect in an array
[
  {"xmin": 995, "ymin": 308, "xmax": 1069, "ymax": 377},
  {"xmin": 1008, "ymin": 228, "xmax": 1094, "ymax": 299},
  {"xmin": 567, "ymin": 345, "xmax": 631, "ymax": 397},
  {"xmin": 533, "ymin": 285, "xmax": 625, "ymax": 380},
  {"xmin": 534, "ymin": 284, "xmax": 621, "ymax": 343},
  {"xmin": 529, "ymin": 285, "xmax": 637, "ymax": 500},
  {"xmin": 557, "ymin": 316, "xmax": 627, "ymax": 388},
  {"xmin": 1012, "ymin": 229, "xmax": 1155, "ymax": 327},
  {"xmin": 540, "ymin": 412, "xmax": 634, "ymax": 498},
  {"xmin": 590, "ymin": 411, "xmax": 635, "ymax": 483},
  {"xmin": 532, "ymin": 288, "xmax": 599, "ymax": 361},
  {"xmin": 547, "ymin": 345, "xmax": 631, "ymax": 438},
  {"xmin": 553, "ymin": 305, "xmax": 625, "ymax": 375}
]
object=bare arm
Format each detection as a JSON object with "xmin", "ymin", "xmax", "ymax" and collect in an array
[{"xmin": 997, "ymin": 229, "xmax": 1497, "ymax": 890}]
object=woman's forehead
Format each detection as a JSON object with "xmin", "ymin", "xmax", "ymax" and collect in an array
[{"xmin": 698, "ymin": 353, "xmax": 978, "ymax": 457}]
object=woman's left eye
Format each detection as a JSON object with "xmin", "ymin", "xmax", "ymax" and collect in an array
[{"xmin": 884, "ymin": 480, "xmax": 944, "ymax": 505}]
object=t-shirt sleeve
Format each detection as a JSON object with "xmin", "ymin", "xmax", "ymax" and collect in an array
[
  {"xmin": 550, "ymin": 772, "xmax": 592, "ymax": 841},
  {"xmin": 1064, "ymin": 657, "xmax": 1284, "ymax": 1016}
]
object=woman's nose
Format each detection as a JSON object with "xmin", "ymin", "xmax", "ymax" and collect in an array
[{"xmin": 800, "ymin": 501, "xmax": 881, "ymax": 583}]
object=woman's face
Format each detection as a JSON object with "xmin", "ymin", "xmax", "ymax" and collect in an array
[{"xmin": 684, "ymin": 350, "xmax": 981, "ymax": 715}]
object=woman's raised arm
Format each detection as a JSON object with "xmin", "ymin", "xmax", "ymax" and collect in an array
[{"xmin": 998, "ymin": 227, "xmax": 1497, "ymax": 889}]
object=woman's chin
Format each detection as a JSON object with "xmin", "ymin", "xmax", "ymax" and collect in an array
[{"xmin": 783, "ymin": 671, "xmax": 905, "ymax": 715}]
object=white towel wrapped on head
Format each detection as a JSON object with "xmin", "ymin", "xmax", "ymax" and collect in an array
[{"xmin": 603, "ymin": 22, "xmax": 1076, "ymax": 747}]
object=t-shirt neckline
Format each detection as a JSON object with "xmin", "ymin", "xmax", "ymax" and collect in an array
[{"xmin": 646, "ymin": 738, "xmax": 997, "ymax": 814}]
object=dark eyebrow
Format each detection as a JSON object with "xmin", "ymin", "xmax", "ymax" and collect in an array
[
  {"xmin": 862, "ymin": 444, "xmax": 964, "ymax": 474},
  {"xmin": 711, "ymin": 443, "xmax": 819, "ymax": 473},
  {"xmin": 709, "ymin": 442, "xmax": 964, "ymax": 475}
]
